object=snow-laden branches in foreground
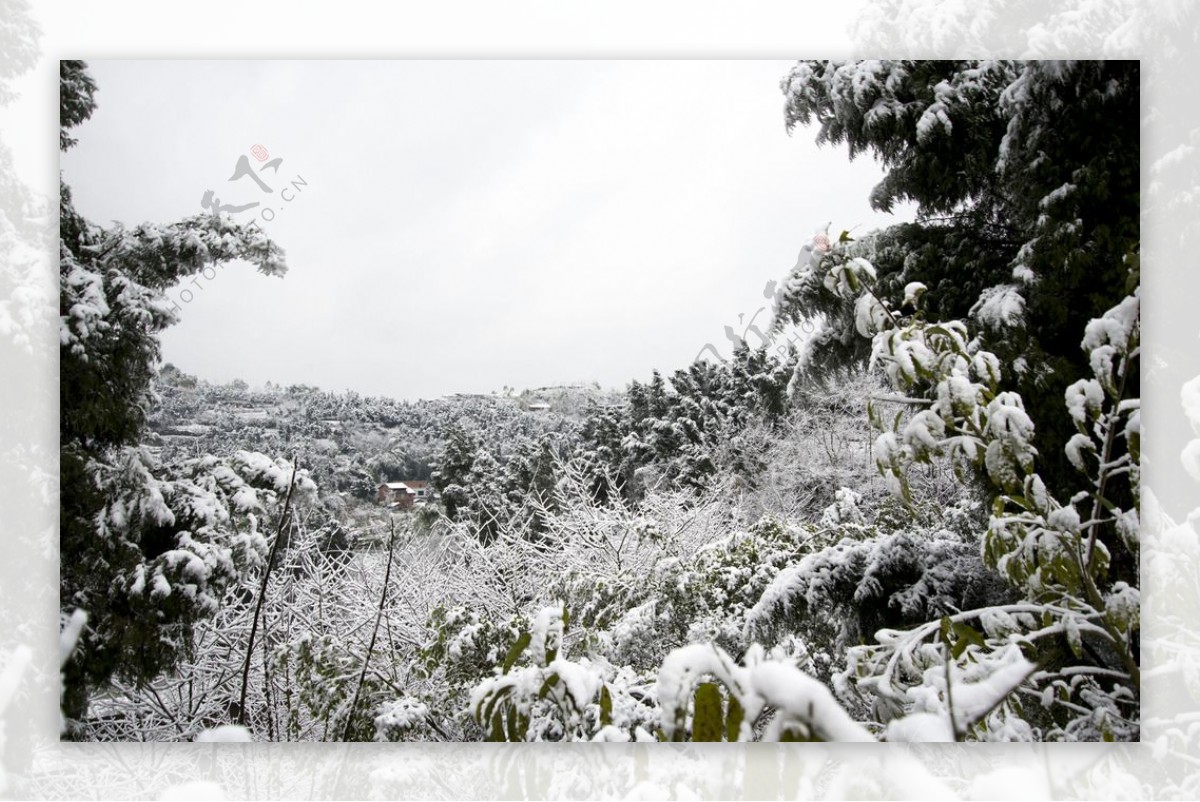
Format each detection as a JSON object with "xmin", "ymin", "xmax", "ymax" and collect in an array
[
  {"xmin": 72, "ymin": 222, "xmax": 1141, "ymax": 746},
  {"xmin": 794, "ymin": 229, "xmax": 1140, "ymax": 742}
]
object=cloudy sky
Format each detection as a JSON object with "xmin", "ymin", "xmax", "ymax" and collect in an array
[{"xmin": 61, "ymin": 60, "xmax": 909, "ymax": 401}]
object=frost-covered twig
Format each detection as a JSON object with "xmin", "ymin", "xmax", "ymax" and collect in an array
[
  {"xmin": 238, "ymin": 456, "xmax": 300, "ymax": 729},
  {"xmin": 343, "ymin": 517, "xmax": 397, "ymax": 740}
]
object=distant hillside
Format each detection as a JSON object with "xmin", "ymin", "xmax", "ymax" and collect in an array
[{"xmin": 147, "ymin": 364, "xmax": 608, "ymax": 510}]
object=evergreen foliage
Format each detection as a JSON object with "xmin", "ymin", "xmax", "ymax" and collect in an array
[
  {"xmin": 59, "ymin": 59, "xmax": 1142, "ymax": 747},
  {"xmin": 773, "ymin": 60, "xmax": 1139, "ymax": 496},
  {"xmin": 58, "ymin": 61, "xmax": 303, "ymax": 732}
]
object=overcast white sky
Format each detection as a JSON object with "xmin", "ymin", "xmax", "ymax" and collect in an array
[{"xmin": 61, "ymin": 60, "xmax": 908, "ymax": 401}]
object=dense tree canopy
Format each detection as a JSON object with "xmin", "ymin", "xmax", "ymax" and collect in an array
[
  {"xmin": 57, "ymin": 59, "xmax": 1144, "ymax": 749},
  {"xmin": 773, "ymin": 60, "xmax": 1139, "ymax": 496}
]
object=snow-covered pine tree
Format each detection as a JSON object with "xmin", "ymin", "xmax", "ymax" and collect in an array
[
  {"xmin": 430, "ymin": 423, "xmax": 480, "ymax": 522},
  {"xmin": 59, "ymin": 61, "xmax": 305, "ymax": 734}
]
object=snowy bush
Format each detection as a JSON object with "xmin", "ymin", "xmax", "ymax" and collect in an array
[
  {"xmin": 746, "ymin": 512, "xmax": 1010, "ymax": 660},
  {"xmin": 469, "ymin": 606, "xmax": 659, "ymax": 742},
  {"xmin": 656, "ymin": 643, "xmax": 873, "ymax": 742},
  {"xmin": 789, "ymin": 228, "xmax": 1141, "ymax": 741}
]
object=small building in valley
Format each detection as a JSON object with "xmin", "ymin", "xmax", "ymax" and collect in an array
[{"xmin": 376, "ymin": 480, "xmax": 434, "ymax": 510}]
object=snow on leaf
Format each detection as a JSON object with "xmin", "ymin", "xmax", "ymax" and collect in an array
[
  {"xmin": 374, "ymin": 698, "xmax": 429, "ymax": 737},
  {"xmin": 1047, "ymin": 505, "xmax": 1081, "ymax": 535},
  {"xmin": 902, "ymin": 410, "xmax": 946, "ymax": 459},
  {"xmin": 885, "ymin": 711, "xmax": 954, "ymax": 742},
  {"xmin": 1065, "ymin": 433, "xmax": 1097, "ymax": 472},
  {"xmin": 530, "ymin": 605, "xmax": 566, "ymax": 665},
  {"xmin": 903, "ymin": 282, "xmax": 927, "ymax": 309},
  {"xmin": 970, "ymin": 284, "xmax": 1026, "ymax": 329},
  {"xmin": 150, "ymin": 570, "xmax": 172, "ymax": 599},
  {"xmin": 751, "ymin": 661, "xmax": 875, "ymax": 742},
  {"xmin": 1065, "ymin": 379, "xmax": 1104, "ymax": 426},
  {"xmin": 854, "ymin": 293, "xmax": 890, "ymax": 337},
  {"xmin": 1081, "ymin": 292, "xmax": 1139, "ymax": 354}
]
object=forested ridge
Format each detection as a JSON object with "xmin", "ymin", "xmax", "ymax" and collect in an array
[{"xmin": 59, "ymin": 59, "xmax": 1142, "ymax": 744}]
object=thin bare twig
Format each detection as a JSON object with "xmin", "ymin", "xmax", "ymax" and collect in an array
[
  {"xmin": 237, "ymin": 456, "xmax": 300, "ymax": 729},
  {"xmin": 342, "ymin": 517, "xmax": 398, "ymax": 741}
]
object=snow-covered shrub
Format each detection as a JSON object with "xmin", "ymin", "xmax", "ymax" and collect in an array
[
  {"xmin": 469, "ymin": 605, "xmax": 659, "ymax": 742},
  {"xmin": 62, "ymin": 444, "xmax": 313, "ymax": 737},
  {"xmin": 420, "ymin": 606, "xmax": 526, "ymax": 683},
  {"xmin": 271, "ymin": 630, "xmax": 377, "ymax": 740},
  {"xmin": 373, "ymin": 697, "xmax": 431, "ymax": 741},
  {"xmin": 656, "ymin": 642, "xmax": 873, "ymax": 742},
  {"xmin": 746, "ymin": 515, "xmax": 1011, "ymax": 661},
  {"xmin": 537, "ymin": 476, "xmax": 805, "ymax": 673},
  {"xmin": 536, "ymin": 465, "xmax": 745, "ymax": 667},
  {"xmin": 795, "ymin": 230, "xmax": 1141, "ymax": 741},
  {"xmin": 647, "ymin": 518, "xmax": 806, "ymax": 660},
  {"xmin": 413, "ymin": 604, "xmax": 529, "ymax": 738}
]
